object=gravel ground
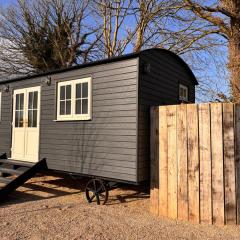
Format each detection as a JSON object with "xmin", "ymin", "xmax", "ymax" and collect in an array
[{"xmin": 0, "ymin": 171, "xmax": 240, "ymax": 240}]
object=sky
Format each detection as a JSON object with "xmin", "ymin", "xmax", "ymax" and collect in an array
[
  {"xmin": 0, "ymin": 0, "xmax": 229, "ymax": 102},
  {"xmin": 0, "ymin": 0, "xmax": 15, "ymax": 7}
]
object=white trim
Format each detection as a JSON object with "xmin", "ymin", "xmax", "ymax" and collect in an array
[
  {"xmin": 57, "ymin": 77, "xmax": 92, "ymax": 121},
  {"xmin": 179, "ymin": 84, "xmax": 189, "ymax": 101},
  {"xmin": 11, "ymin": 86, "xmax": 41, "ymax": 162}
]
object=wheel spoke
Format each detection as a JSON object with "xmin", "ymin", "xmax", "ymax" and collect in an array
[
  {"xmin": 96, "ymin": 193, "xmax": 100, "ymax": 205},
  {"xmin": 96, "ymin": 186, "xmax": 102, "ymax": 193},
  {"xmin": 90, "ymin": 194, "xmax": 96, "ymax": 202},
  {"xmin": 93, "ymin": 180, "xmax": 97, "ymax": 191}
]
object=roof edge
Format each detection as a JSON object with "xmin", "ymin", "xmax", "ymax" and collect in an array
[{"xmin": 0, "ymin": 48, "xmax": 198, "ymax": 85}]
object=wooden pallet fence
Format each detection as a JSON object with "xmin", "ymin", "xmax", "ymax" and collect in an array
[{"xmin": 150, "ymin": 103, "xmax": 240, "ymax": 225}]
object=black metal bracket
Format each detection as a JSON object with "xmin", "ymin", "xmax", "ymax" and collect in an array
[{"xmin": 0, "ymin": 153, "xmax": 7, "ymax": 160}]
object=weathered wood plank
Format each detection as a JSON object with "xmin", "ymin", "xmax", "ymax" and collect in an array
[
  {"xmin": 199, "ymin": 104, "xmax": 212, "ymax": 224},
  {"xmin": 177, "ymin": 104, "xmax": 188, "ymax": 221},
  {"xmin": 211, "ymin": 103, "xmax": 224, "ymax": 225},
  {"xmin": 235, "ymin": 104, "xmax": 240, "ymax": 224},
  {"xmin": 150, "ymin": 107, "xmax": 159, "ymax": 215},
  {"xmin": 187, "ymin": 104, "xmax": 200, "ymax": 223},
  {"xmin": 167, "ymin": 105, "xmax": 177, "ymax": 219},
  {"xmin": 159, "ymin": 106, "xmax": 168, "ymax": 217},
  {"xmin": 223, "ymin": 103, "xmax": 236, "ymax": 224}
]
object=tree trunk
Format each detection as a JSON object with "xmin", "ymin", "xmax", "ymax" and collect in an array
[
  {"xmin": 228, "ymin": 1, "xmax": 240, "ymax": 102},
  {"xmin": 133, "ymin": 2, "xmax": 147, "ymax": 53},
  {"xmin": 134, "ymin": 25, "xmax": 144, "ymax": 52}
]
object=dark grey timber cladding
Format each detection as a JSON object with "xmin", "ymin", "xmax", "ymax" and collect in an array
[
  {"xmin": 0, "ymin": 58, "xmax": 139, "ymax": 182},
  {"xmin": 0, "ymin": 91, "xmax": 12, "ymax": 157},
  {"xmin": 137, "ymin": 49, "xmax": 196, "ymax": 182}
]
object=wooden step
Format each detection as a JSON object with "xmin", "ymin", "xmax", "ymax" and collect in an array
[
  {"xmin": 0, "ymin": 159, "xmax": 34, "ymax": 168},
  {"xmin": 0, "ymin": 167, "xmax": 25, "ymax": 176},
  {"xmin": 0, "ymin": 158, "xmax": 47, "ymax": 202},
  {"xmin": 0, "ymin": 177, "xmax": 12, "ymax": 184}
]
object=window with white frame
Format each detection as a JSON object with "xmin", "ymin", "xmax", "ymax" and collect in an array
[
  {"xmin": 179, "ymin": 84, "xmax": 188, "ymax": 102},
  {"xmin": 57, "ymin": 77, "xmax": 92, "ymax": 121}
]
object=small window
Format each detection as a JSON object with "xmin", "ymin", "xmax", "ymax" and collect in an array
[
  {"xmin": 179, "ymin": 84, "xmax": 188, "ymax": 102},
  {"xmin": 57, "ymin": 77, "xmax": 92, "ymax": 121}
]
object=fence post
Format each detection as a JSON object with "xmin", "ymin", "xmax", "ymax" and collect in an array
[
  {"xmin": 235, "ymin": 104, "xmax": 240, "ymax": 224},
  {"xmin": 177, "ymin": 104, "xmax": 188, "ymax": 221},
  {"xmin": 223, "ymin": 103, "xmax": 236, "ymax": 224},
  {"xmin": 211, "ymin": 103, "xmax": 224, "ymax": 225}
]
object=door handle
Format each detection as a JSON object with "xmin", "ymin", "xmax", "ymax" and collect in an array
[
  {"xmin": 24, "ymin": 121, "xmax": 28, "ymax": 127},
  {"xmin": 19, "ymin": 120, "xmax": 28, "ymax": 127}
]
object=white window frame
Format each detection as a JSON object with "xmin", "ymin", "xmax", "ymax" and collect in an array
[
  {"xmin": 57, "ymin": 77, "xmax": 92, "ymax": 121},
  {"xmin": 179, "ymin": 84, "xmax": 189, "ymax": 102}
]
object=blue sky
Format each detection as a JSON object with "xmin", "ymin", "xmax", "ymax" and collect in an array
[{"xmin": 0, "ymin": 0, "xmax": 15, "ymax": 6}]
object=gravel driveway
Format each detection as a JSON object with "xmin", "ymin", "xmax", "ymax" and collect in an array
[{"xmin": 0, "ymin": 172, "xmax": 239, "ymax": 240}]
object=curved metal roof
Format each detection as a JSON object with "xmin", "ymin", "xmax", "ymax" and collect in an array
[{"xmin": 0, "ymin": 48, "xmax": 198, "ymax": 85}]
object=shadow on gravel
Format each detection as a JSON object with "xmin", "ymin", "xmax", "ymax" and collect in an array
[
  {"xmin": 106, "ymin": 184, "xmax": 150, "ymax": 206},
  {"xmin": 0, "ymin": 170, "xmax": 82, "ymax": 207},
  {"xmin": 0, "ymin": 171, "xmax": 150, "ymax": 207}
]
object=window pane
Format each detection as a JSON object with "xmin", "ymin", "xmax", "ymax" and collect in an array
[
  {"xmin": 76, "ymin": 99, "xmax": 81, "ymax": 114},
  {"xmin": 76, "ymin": 83, "xmax": 81, "ymax": 99},
  {"xmin": 28, "ymin": 92, "xmax": 33, "ymax": 109},
  {"xmin": 20, "ymin": 94, "xmax": 24, "ymax": 110},
  {"xmin": 82, "ymin": 99, "xmax": 88, "ymax": 114},
  {"xmin": 15, "ymin": 94, "xmax": 19, "ymax": 110},
  {"xmin": 32, "ymin": 110, "xmax": 37, "ymax": 127},
  {"xmin": 66, "ymin": 85, "xmax": 71, "ymax": 99},
  {"xmin": 28, "ymin": 110, "xmax": 33, "ymax": 127},
  {"xmin": 82, "ymin": 82, "xmax": 88, "ymax": 98},
  {"xmin": 60, "ymin": 86, "xmax": 65, "ymax": 100},
  {"xmin": 19, "ymin": 111, "xmax": 23, "ymax": 127},
  {"xmin": 180, "ymin": 88, "xmax": 183, "ymax": 97},
  {"xmin": 33, "ymin": 91, "xmax": 38, "ymax": 109},
  {"xmin": 60, "ymin": 101, "xmax": 65, "ymax": 115},
  {"xmin": 15, "ymin": 111, "xmax": 19, "ymax": 127},
  {"xmin": 66, "ymin": 100, "xmax": 71, "ymax": 115}
]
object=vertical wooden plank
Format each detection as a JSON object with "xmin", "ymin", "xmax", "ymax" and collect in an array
[
  {"xmin": 159, "ymin": 106, "xmax": 168, "ymax": 217},
  {"xmin": 150, "ymin": 107, "xmax": 159, "ymax": 215},
  {"xmin": 187, "ymin": 104, "xmax": 200, "ymax": 223},
  {"xmin": 167, "ymin": 105, "xmax": 178, "ymax": 219},
  {"xmin": 223, "ymin": 103, "xmax": 236, "ymax": 224},
  {"xmin": 235, "ymin": 104, "xmax": 240, "ymax": 224},
  {"xmin": 199, "ymin": 104, "xmax": 212, "ymax": 224},
  {"xmin": 211, "ymin": 103, "xmax": 224, "ymax": 225},
  {"xmin": 177, "ymin": 104, "xmax": 188, "ymax": 221}
]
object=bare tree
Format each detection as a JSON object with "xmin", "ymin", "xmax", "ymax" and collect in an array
[
  {"xmin": 93, "ymin": 0, "xmax": 185, "ymax": 56},
  {"xmin": 0, "ymin": 0, "xmax": 233, "ymax": 103},
  {"xmin": 92, "ymin": 0, "xmax": 135, "ymax": 58},
  {"xmin": 181, "ymin": 0, "xmax": 240, "ymax": 102},
  {"xmin": 132, "ymin": 0, "xmax": 181, "ymax": 52},
  {"xmin": 128, "ymin": 0, "xmax": 231, "ymax": 101},
  {"xmin": 0, "ymin": 0, "xmax": 100, "ymax": 76}
]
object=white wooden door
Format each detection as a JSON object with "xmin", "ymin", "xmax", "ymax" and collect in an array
[{"xmin": 11, "ymin": 86, "xmax": 41, "ymax": 162}]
